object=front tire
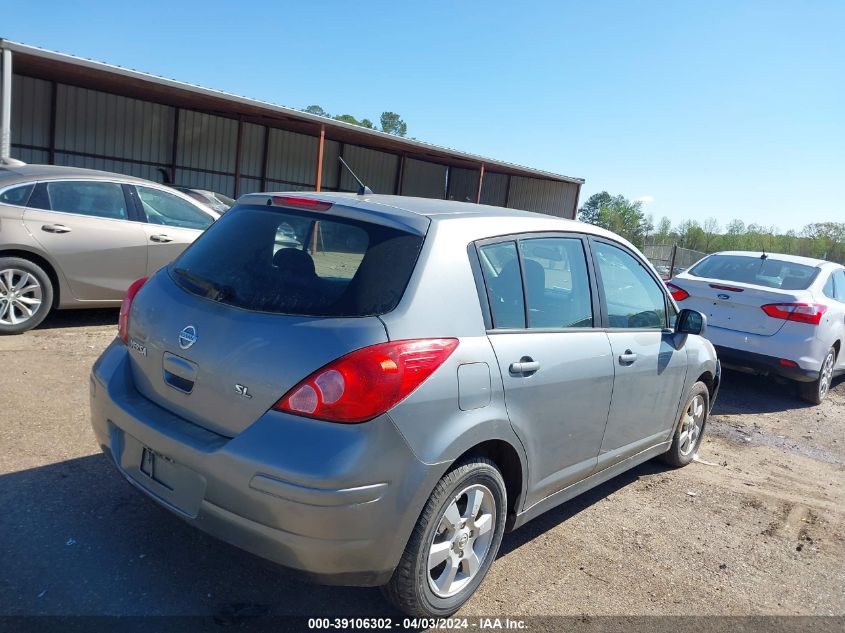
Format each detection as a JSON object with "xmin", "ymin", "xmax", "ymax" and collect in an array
[
  {"xmin": 0, "ymin": 257, "xmax": 54, "ymax": 334},
  {"xmin": 799, "ymin": 348, "xmax": 836, "ymax": 405},
  {"xmin": 661, "ymin": 381, "xmax": 709, "ymax": 467},
  {"xmin": 382, "ymin": 458, "xmax": 507, "ymax": 617}
]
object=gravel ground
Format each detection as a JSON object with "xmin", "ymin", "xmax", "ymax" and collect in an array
[{"xmin": 0, "ymin": 309, "xmax": 843, "ymax": 619}]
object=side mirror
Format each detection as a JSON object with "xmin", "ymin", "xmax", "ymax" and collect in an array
[{"xmin": 677, "ymin": 309, "xmax": 707, "ymax": 335}]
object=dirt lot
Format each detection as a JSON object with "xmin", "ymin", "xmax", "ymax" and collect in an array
[{"xmin": 1, "ymin": 310, "xmax": 843, "ymax": 619}]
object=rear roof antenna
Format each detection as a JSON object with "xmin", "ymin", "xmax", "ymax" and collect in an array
[{"xmin": 338, "ymin": 157, "xmax": 373, "ymax": 195}]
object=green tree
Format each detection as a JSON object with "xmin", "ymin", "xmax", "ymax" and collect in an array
[
  {"xmin": 654, "ymin": 216, "xmax": 673, "ymax": 244},
  {"xmin": 380, "ymin": 112, "xmax": 408, "ymax": 137},
  {"xmin": 334, "ymin": 113, "xmax": 363, "ymax": 125},
  {"xmin": 577, "ymin": 192, "xmax": 613, "ymax": 225},
  {"xmin": 702, "ymin": 218, "xmax": 720, "ymax": 252},
  {"xmin": 303, "ymin": 105, "xmax": 330, "ymax": 117},
  {"xmin": 675, "ymin": 220, "xmax": 705, "ymax": 251},
  {"xmin": 578, "ymin": 192, "xmax": 651, "ymax": 247},
  {"xmin": 303, "ymin": 106, "xmax": 405, "ymax": 134}
]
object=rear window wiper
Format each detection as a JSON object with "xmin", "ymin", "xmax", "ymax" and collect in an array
[{"xmin": 172, "ymin": 267, "xmax": 232, "ymax": 302}]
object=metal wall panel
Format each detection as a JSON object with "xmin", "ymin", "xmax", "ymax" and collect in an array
[
  {"xmin": 174, "ymin": 168, "xmax": 235, "ymax": 196},
  {"xmin": 320, "ymin": 139, "xmax": 341, "ymax": 190},
  {"xmin": 10, "ymin": 73, "xmax": 581, "ymax": 215},
  {"xmin": 480, "ymin": 171, "xmax": 508, "ymax": 207},
  {"xmin": 13, "ymin": 147, "xmax": 48, "ymax": 164},
  {"xmin": 238, "ymin": 177, "xmax": 264, "ymax": 195},
  {"xmin": 56, "ymin": 84, "xmax": 174, "ymax": 163},
  {"xmin": 265, "ymin": 180, "xmax": 311, "ymax": 193},
  {"xmin": 402, "ymin": 158, "xmax": 446, "ymax": 199},
  {"xmin": 507, "ymin": 176, "xmax": 578, "ymax": 218},
  {"xmin": 265, "ymin": 128, "xmax": 317, "ymax": 187},
  {"xmin": 447, "ymin": 167, "xmax": 480, "ymax": 202},
  {"xmin": 56, "ymin": 152, "xmax": 164, "ymax": 182},
  {"xmin": 176, "ymin": 109, "xmax": 237, "ymax": 173},
  {"xmin": 339, "ymin": 145, "xmax": 398, "ymax": 194},
  {"xmin": 239, "ymin": 122, "xmax": 265, "ymax": 178},
  {"xmin": 11, "ymin": 74, "xmax": 51, "ymax": 149}
]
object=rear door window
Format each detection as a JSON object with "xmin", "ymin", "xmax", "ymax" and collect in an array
[
  {"xmin": 835, "ymin": 270, "xmax": 845, "ymax": 303},
  {"xmin": 823, "ymin": 274, "xmax": 836, "ymax": 300},
  {"xmin": 478, "ymin": 241, "xmax": 525, "ymax": 329},
  {"xmin": 519, "ymin": 237, "xmax": 593, "ymax": 328},
  {"xmin": 42, "ymin": 181, "xmax": 128, "ymax": 219},
  {"xmin": 0, "ymin": 183, "xmax": 34, "ymax": 206},
  {"xmin": 170, "ymin": 204, "xmax": 424, "ymax": 317}
]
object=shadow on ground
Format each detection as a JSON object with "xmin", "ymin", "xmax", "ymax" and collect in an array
[
  {"xmin": 711, "ymin": 368, "xmax": 844, "ymax": 416},
  {"xmin": 36, "ymin": 308, "xmax": 120, "ymax": 330},
  {"xmin": 498, "ymin": 459, "xmax": 667, "ymax": 557},
  {"xmin": 0, "ymin": 450, "xmax": 670, "ymax": 617},
  {"xmin": 0, "ymin": 454, "xmax": 386, "ymax": 617}
]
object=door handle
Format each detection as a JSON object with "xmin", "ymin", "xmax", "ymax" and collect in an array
[
  {"xmin": 509, "ymin": 358, "xmax": 540, "ymax": 374},
  {"xmin": 618, "ymin": 350, "xmax": 638, "ymax": 365},
  {"xmin": 150, "ymin": 234, "xmax": 173, "ymax": 243},
  {"xmin": 41, "ymin": 224, "xmax": 71, "ymax": 234}
]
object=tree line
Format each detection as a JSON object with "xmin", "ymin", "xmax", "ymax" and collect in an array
[
  {"xmin": 302, "ymin": 105, "xmax": 408, "ymax": 137},
  {"xmin": 578, "ymin": 191, "xmax": 845, "ymax": 264}
]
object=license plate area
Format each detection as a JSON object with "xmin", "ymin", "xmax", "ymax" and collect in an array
[
  {"xmin": 114, "ymin": 427, "xmax": 206, "ymax": 517},
  {"xmin": 140, "ymin": 447, "xmax": 173, "ymax": 491}
]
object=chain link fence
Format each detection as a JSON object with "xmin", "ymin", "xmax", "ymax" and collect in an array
[{"xmin": 643, "ymin": 243, "xmax": 706, "ymax": 279}]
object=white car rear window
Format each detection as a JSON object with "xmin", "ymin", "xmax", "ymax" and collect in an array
[{"xmin": 689, "ymin": 255, "xmax": 819, "ymax": 290}]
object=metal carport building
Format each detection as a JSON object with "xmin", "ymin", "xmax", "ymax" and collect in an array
[{"xmin": 0, "ymin": 39, "xmax": 583, "ymax": 217}]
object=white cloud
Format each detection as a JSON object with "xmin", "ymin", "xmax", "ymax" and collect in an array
[{"xmin": 634, "ymin": 195, "xmax": 656, "ymax": 203}]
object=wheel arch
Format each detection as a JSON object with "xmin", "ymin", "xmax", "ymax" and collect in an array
[
  {"xmin": 451, "ymin": 438, "xmax": 525, "ymax": 530},
  {"xmin": 0, "ymin": 247, "xmax": 63, "ymax": 308},
  {"xmin": 695, "ymin": 370, "xmax": 717, "ymax": 402}
]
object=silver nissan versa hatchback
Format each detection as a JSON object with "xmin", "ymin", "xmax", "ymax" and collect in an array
[{"xmin": 90, "ymin": 193, "xmax": 720, "ymax": 616}]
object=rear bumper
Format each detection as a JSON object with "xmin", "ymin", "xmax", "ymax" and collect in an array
[
  {"xmin": 714, "ymin": 345, "xmax": 818, "ymax": 382},
  {"xmin": 705, "ymin": 322, "xmax": 828, "ymax": 381},
  {"xmin": 90, "ymin": 340, "xmax": 441, "ymax": 586}
]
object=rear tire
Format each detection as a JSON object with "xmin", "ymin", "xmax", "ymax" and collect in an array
[
  {"xmin": 381, "ymin": 458, "xmax": 507, "ymax": 618},
  {"xmin": 660, "ymin": 381, "xmax": 709, "ymax": 467},
  {"xmin": 0, "ymin": 257, "xmax": 54, "ymax": 334},
  {"xmin": 799, "ymin": 348, "xmax": 836, "ymax": 405}
]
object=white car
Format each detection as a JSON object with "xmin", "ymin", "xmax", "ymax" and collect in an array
[{"xmin": 667, "ymin": 251, "xmax": 845, "ymax": 403}]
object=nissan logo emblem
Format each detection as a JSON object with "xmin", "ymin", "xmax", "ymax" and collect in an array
[{"xmin": 178, "ymin": 325, "xmax": 197, "ymax": 350}]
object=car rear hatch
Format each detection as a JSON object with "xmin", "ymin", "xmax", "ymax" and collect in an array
[
  {"xmin": 125, "ymin": 196, "xmax": 428, "ymax": 437},
  {"xmin": 670, "ymin": 254, "xmax": 820, "ymax": 336}
]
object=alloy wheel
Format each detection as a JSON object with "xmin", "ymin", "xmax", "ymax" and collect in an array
[
  {"xmin": 679, "ymin": 394, "xmax": 705, "ymax": 457},
  {"xmin": 819, "ymin": 352, "xmax": 835, "ymax": 400},
  {"xmin": 0, "ymin": 269, "xmax": 43, "ymax": 326},
  {"xmin": 427, "ymin": 484, "xmax": 497, "ymax": 598}
]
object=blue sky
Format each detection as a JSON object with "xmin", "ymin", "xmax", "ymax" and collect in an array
[{"xmin": 3, "ymin": 1, "xmax": 843, "ymax": 232}]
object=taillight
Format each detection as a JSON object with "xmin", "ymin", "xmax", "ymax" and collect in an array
[
  {"xmin": 761, "ymin": 303, "xmax": 827, "ymax": 325},
  {"xmin": 270, "ymin": 196, "xmax": 332, "ymax": 211},
  {"xmin": 274, "ymin": 338, "xmax": 459, "ymax": 423},
  {"xmin": 118, "ymin": 277, "xmax": 148, "ymax": 343},
  {"xmin": 666, "ymin": 282, "xmax": 689, "ymax": 301}
]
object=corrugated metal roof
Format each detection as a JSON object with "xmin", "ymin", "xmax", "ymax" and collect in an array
[{"xmin": 0, "ymin": 39, "xmax": 584, "ymax": 185}]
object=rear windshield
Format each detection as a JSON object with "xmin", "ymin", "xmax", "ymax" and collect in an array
[
  {"xmin": 689, "ymin": 255, "xmax": 819, "ymax": 290},
  {"xmin": 169, "ymin": 204, "xmax": 424, "ymax": 317}
]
